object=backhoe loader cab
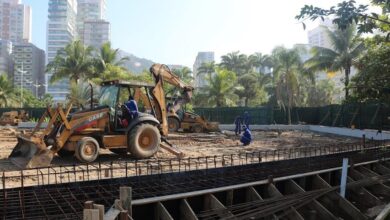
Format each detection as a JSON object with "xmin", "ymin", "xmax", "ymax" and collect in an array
[{"xmin": 9, "ymin": 80, "xmax": 169, "ymax": 168}]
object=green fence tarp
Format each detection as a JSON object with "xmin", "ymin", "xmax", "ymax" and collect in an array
[
  {"xmin": 1, "ymin": 103, "xmax": 389, "ymax": 130},
  {"xmin": 194, "ymin": 103, "xmax": 390, "ymax": 130}
]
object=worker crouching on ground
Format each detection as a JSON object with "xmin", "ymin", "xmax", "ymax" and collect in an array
[{"xmin": 240, "ymin": 125, "xmax": 252, "ymax": 146}]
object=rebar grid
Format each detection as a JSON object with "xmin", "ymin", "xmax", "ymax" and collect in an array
[
  {"xmin": 0, "ymin": 142, "xmax": 389, "ymax": 220},
  {"xmin": 1, "ymin": 141, "xmax": 383, "ymax": 190},
  {"xmin": 197, "ymin": 173, "xmax": 390, "ymax": 220}
]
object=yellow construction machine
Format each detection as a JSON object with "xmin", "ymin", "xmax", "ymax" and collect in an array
[
  {"xmin": 9, "ymin": 67, "xmax": 183, "ymax": 168},
  {"xmin": 145, "ymin": 64, "xmax": 219, "ymax": 133}
]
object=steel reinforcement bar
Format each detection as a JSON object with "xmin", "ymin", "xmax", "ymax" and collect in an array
[
  {"xmin": 1, "ymin": 144, "xmax": 390, "ymax": 219},
  {"xmin": 1, "ymin": 141, "xmax": 384, "ymax": 190}
]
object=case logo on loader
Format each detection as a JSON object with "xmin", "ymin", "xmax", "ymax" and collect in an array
[{"xmin": 88, "ymin": 113, "xmax": 104, "ymax": 122}]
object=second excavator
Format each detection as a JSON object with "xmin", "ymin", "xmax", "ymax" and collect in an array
[{"xmin": 143, "ymin": 64, "xmax": 219, "ymax": 133}]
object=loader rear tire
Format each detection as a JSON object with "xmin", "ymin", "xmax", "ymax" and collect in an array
[
  {"xmin": 168, "ymin": 117, "xmax": 180, "ymax": 132},
  {"xmin": 128, "ymin": 123, "xmax": 160, "ymax": 158},
  {"xmin": 75, "ymin": 137, "xmax": 99, "ymax": 163}
]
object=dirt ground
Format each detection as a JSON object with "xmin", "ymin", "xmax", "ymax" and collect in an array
[
  {"xmin": 0, "ymin": 126, "xmax": 363, "ymax": 188},
  {"xmin": 0, "ymin": 126, "xmax": 360, "ymax": 170}
]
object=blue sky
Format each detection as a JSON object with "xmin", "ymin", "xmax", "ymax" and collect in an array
[{"xmin": 22, "ymin": 0, "xmax": 371, "ymax": 67}]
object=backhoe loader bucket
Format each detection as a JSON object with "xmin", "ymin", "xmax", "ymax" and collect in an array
[
  {"xmin": 206, "ymin": 122, "xmax": 220, "ymax": 132},
  {"xmin": 9, "ymin": 135, "xmax": 54, "ymax": 169}
]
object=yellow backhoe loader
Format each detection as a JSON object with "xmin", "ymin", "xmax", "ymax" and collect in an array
[
  {"xmin": 9, "ymin": 68, "xmax": 183, "ymax": 168},
  {"xmin": 149, "ymin": 64, "xmax": 219, "ymax": 133}
]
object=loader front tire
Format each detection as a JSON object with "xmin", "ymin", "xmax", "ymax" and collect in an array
[
  {"xmin": 128, "ymin": 123, "xmax": 160, "ymax": 158},
  {"xmin": 75, "ymin": 137, "xmax": 100, "ymax": 163},
  {"xmin": 168, "ymin": 117, "xmax": 180, "ymax": 132}
]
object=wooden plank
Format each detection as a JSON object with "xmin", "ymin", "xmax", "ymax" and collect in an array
[
  {"xmin": 312, "ymin": 175, "xmax": 368, "ymax": 220},
  {"xmin": 120, "ymin": 187, "xmax": 132, "ymax": 216},
  {"xmin": 267, "ymin": 183, "xmax": 304, "ymax": 220},
  {"xmin": 374, "ymin": 163, "xmax": 390, "ymax": 175},
  {"xmin": 286, "ymin": 180, "xmax": 338, "ymax": 220},
  {"xmin": 245, "ymin": 186, "xmax": 262, "ymax": 202},
  {"xmin": 179, "ymin": 199, "xmax": 198, "ymax": 220},
  {"xmin": 93, "ymin": 204, "xmax": 104, "ymax": 220},
  {"xmin": 103, "ymin": 207, "xmax": 121, "ymax": 220},
  {"xmin": 119, "ymin": 210, "xmax": 129, "ymax": 220},
  {"xmin": 349, "ymin": 168, "xmax": 390, "ymax": 197},
  {"xmin": 83, "ymin": 209, "xmax": 99, "ymax": 220},
  {"xmin": 84, "ymin": 201, "xmax": 94, "ymax": 209},
  {"xmin": 156, "ymin": 202, "xmax": 174, "ymax": 220},
  {"xmin": 345, "ymin": 176, "xmax": 382, "ymax": 207},
  {"xmin": 203, "ymin": 194, "xmax": 234, "ymax": 218},
  {"xmin": 204, "ymin": 194, "xmax": 226, "ymax": 210}
]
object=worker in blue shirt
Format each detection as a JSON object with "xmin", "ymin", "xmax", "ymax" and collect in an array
[
  {"xmin": 243, "ymin": 111, "xmax": 250, "ymax": 128},
  {"xmin": 234, "ymin": 115, "xmax": 242, "ymax": 135},
  {"xmin": 240, "ymin": 125, "xmax": 252, "ymax": 146},
  {"xmin": 125, "ymin": 95, "xmax": 139, "ymax": 119}
]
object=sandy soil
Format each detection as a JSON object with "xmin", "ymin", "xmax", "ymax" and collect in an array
[
  {"xmin": 0, "ymin": 127, "xmax": 361, "ymax": 188},
  {"xmin": 0, "ymin": 127, "xmax": 360, "ymax": 169}
]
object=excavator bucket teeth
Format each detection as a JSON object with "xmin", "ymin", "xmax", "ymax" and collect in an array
[{"xmin": 9, "ymin": 136, "xmax": 54, "ymax": 169}]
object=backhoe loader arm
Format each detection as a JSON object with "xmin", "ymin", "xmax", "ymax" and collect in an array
[{"xmin": 150, "ymin": 64, "xmax": 194, "ymax": 103}]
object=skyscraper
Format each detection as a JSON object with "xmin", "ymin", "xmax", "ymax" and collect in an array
[
  {"xmin": 82, "ymin": 19, "xmax": 110, "ymax": 48},
  {"xmin": 307, "ymin": 19, "xmax": 333, "ymax": 49},
  {"xmin": 77, "ymin": 0, "xmax": 106, "ymax": 22},
  {"xmin": 0, "ymin": 39, "xmax": 13, "ymax": 77},
  {"xmin": 77, "ymin": 0, "xmax": 109, "ymax": 48},
  {"xmin": 193, "ymin": 52, "xmax": 214, "ymax": 88},
  {"xmin": 46, "ymin": 0, "xmax": 77, "ymax": 102},
  {"xmin": 0, "ymin": 0, "xmax": 31, "ymax": 43},
  {"xmin": 12, "ymin": 43, "xmax": 45, "ymax": 97}
]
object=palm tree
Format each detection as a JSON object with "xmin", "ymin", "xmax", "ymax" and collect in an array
[
  {"xmin": 220, "ymin": 51, "xmax": 248, "ymax": 75},
  {"xmin": 248, "ymin": 53, "xmax": 272, "ymax": 72},
  {"xmin": 0, "ymin": 75, "xmax": 16, "ymax": 107},
  {"xmin": 46, "ymin": 40, "xmax": 94, "ymax": 84},
  {"xmin": 93, "ymin": 42, "xmax": 129, "ymax": 77},
  {"xmin": 172, "ymin": 67, "xmax": 193, "ymax": 83},
  {"xmin": 271, "ymin": 46, "xmax": 304, "ymax": 124},
  {"xmin": 236, "ymin": 72, "xmax": 259, "ymax": 106},
  {"xmin": 204, "ymin": 68, "xmax": 238, "ymax": 107},
  {"xmin": 67, "ymin": 82, "xmax": 98, "ymax": 109},
  {"xmin": 305, "ymin": 25, "xmax": 365, "ymax": 99},
  {"xmin": 196, "ymin": 61, "xmax": 215, "ymax": 80}
]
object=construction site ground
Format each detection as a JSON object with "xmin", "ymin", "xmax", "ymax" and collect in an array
[{"xmin": 0, "ymin": 126, "xmax": 361, "ymax": 172}]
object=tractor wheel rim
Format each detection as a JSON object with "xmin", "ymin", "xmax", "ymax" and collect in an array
[
  {"xmin": 139, "ymin": 130, "xmax": 154, "ymax": 149},
  {"xmin": 84, "ymin": 143, "xmax": 95, "ymax": 156}
]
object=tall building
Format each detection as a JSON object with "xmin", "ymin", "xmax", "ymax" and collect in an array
[
  {"xmin": 0, "ymin": 0, "xmax": 31, "ymax": 43},
  {"xmin": 77, "ymin": 0, "xmax": 106, "ymax": 23},
  {"xmin": 82, "ymin": 19, "xmax": 110, "ymax": 48},
  {"xmin": 0, "ymin": 39, "xmax": 13, "ymax": 77},
  {"xmin": 193, "ymin": 52, "xmax": 214, "ymax": 88},
  {"xmin": 77, "ymin": 0, "xmax": 109, "ymax": 48},
  {"xmin": 12, "ymin": 43, "xmax": 45, "ymax": 97},
  {"xmin": 307, "ymin": 19, "xmax": 333, "ymax": 49},
  {"xmin": 46, "ymin": 0, "xmax": 77, "ymax": 102}
]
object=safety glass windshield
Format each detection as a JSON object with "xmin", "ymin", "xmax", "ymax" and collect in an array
[{"xmin": 98, "ymin": 85, "xmax": 118, "ymax": 108}]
